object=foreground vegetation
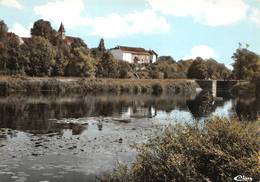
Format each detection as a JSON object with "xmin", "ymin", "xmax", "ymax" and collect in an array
[{"xmin": 102, "ymin": 118, "xmax": 259, "ymax": 182}]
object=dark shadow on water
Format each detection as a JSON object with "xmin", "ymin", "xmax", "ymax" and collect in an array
[
  {"xmin": 235, "ymin": 97, "xmax": 259, "ymax": 122},
  {"xmin": 186, "ymin": 91, "xmax": 227, "ymax": 119}
]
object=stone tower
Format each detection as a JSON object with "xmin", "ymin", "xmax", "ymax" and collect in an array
[{"xmin": 58, "ymin": 22, "xmax": 65, "ymax": 40}]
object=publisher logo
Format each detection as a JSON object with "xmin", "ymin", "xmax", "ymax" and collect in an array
[{"xmin": 234, "ymin": 175, "xmax": 253, "ymax": 182}]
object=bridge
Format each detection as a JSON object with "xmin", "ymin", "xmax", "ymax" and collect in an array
[{"xmin": 196, "ymin": 80, "xmax": 246, "ymax": 97}]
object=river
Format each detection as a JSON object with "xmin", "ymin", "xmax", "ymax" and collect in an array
[{"xmin": 0, "ymin": 91, "xmax": 259, "ymax": 182}]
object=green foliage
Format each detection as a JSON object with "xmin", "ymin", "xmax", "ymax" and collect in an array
[
  {"xmin": 23, "ymin": 36, "xmax": 56, "ymax": 76},
  {"xmin": 65, "ymin": 46, "xmax": 96, "ymax": 77},
  {"xmin": 157, "ymin": 56, "xmax": 176, "ymax": 64},
  {"xmin": 98, "ymin": 38, "xmax": 106, "ymax": 53},
  {"xmin": 0, "ymin": 20, "xmax": 8, "ymax": 42},
  {"xmin": 206, "ymin": 59, "xmax": 231, "ymax": 79},
  {"xmin": 103, "ymin": 118, "xmax": 259, "ymax": 182},
  {"xmin": 232, "ymin": 48, "xmax": 260, "ymax": 80},
  {"xmin": 96, "ymin": 52, "xmax": 118, "ymax": 78},
  {"xmin": 31, "ymin": 19, "xmax": 57, "ymax": 43},
  {"xmin": 71, "ymin": 38, "xmax": 88, "ymax": 49},
  {"xmin": 187, "ymin": 57, "xmax": 208, "ymax": 79}
]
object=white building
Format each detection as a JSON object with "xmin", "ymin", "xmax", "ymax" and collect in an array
[{"xmin": 110, "ymin": 46, "xmax": 158, "ymax": 64}]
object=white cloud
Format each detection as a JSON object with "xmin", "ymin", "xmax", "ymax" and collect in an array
[
  {"xmin": 184, "ymin": 45, "xmax": 215, "ymax": 59},
  {"xmin": 10, "ymin": 23, "xmax": 31, "ymax": 37},
  {"xmin": 0, "ymin": 0, "xmax": 23, "ymax": 9},
  {"xmin": 34, "ymin": 0, "xmax": 170, "ymax": 38},
  {"xmin": 146, "ymin": 0, "xmax": 247, "ymax": 26},
  {"xmin": 248, "ymin": 7, "xmax": 260, "ymax": 25},
  {"xmin": 90, "ymin": 10, "xmax": 170, "ymax": 38},
  {"xmin": 34, "ymin": 0, "xmax": 88, "ymax": 28}
]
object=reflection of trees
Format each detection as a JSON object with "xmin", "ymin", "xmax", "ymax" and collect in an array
[
  {"xmin": 0, "ymin": 93, "xmax": 194, "ymax": 134},
  {"xmin": 187, "ymin": 91, "xmax": 220, "ymax": 119},
  {"xmin": 235, "ymin": 97, "xmax": 258, "ymax": 121}
]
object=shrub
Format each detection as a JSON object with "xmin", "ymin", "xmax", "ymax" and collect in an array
[{"xmin": 102, "ymin": 118, "xmax": 259, "ymax": 182}]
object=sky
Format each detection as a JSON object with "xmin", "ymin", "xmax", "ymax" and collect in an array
[{"xmin": 0, "ymin": 0, "xmax": 260, "ymax": 68}]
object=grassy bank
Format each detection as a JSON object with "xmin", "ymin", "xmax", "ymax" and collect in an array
[
  {"xmin": 0, "ymin": 76, "xmax": 198, "ymax": 95},
  {"xmin": 102, "ymin": 118, "xmax": 260, "ymax": 182}
]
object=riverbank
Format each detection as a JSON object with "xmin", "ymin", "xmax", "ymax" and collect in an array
[{"xmin": 0, "ymin": 76, "xmax": 198, "ymax": 95}]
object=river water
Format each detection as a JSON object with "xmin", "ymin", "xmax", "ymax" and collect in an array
[{"xmin": 0, "ymin": 92, "xmax": 259, "ymax": 182}]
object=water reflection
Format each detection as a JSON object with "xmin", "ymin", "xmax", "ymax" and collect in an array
[
  {"xmin": 0, "ymin": 92, "xmax": 259, "ymax": 136},
  {"xmin": 187, "ymin": 91, "xmax": 218, "ymax": 119},
  {"xmin": 235, "ymin": 97, "xmax": 259, "ymax": 121}
]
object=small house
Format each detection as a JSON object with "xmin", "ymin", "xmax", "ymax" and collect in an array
[{"xmin": 110, "ymin": 46, "xmax": 158, "ymax": 64}]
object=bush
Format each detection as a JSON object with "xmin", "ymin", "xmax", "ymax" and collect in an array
[{"xmin": 102, "ymin": 118, "xmax": 259, "ymax": 182}]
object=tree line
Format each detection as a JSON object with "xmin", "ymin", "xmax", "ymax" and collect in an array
[{"xmin": 0, "ymin": 19, "xmax": 259, "ymax": 80}]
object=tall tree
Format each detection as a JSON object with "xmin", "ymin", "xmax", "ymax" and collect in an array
[
  {"xmin": 23, "ymin": 36, "xmax": 56, "ymax": 76},
  {"xmin": 0, "ymin": 20, "xmax": 8, "ymax": 42},
  {"xmin": 31, "ymin": 19, "xmax": 56, "ymax": 43},
  {"xmin": 232, "ymin": 48, "xmax": 260, "ymax": 80},
  {"xmin": 98, "ymin": 38, "xmax": 105, "ymax": 53},
  {"xmin": 96, "ymin": 52, "xmax": 118, "ymax": 78}
]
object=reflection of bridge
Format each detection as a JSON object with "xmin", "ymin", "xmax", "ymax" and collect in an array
[
  {"xmin": 196, "ymin": 80, "xmax": 246, "ymax": 97},
  {"xmin": 195, "ymin": 79, "xmax": 260, "ymax": 120}
]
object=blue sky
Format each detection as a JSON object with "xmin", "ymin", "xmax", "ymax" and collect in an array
[{"xmin": 1, "ymin": 0, "xmax": 260, "ymax": 68}]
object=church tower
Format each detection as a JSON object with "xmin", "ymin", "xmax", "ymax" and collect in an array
[{"xmin": 58, "ymin": 22, "xmax": 65, "ymax": 40}]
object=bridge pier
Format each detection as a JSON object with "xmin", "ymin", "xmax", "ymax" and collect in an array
[{"xmin": 196, "ymin": 80, "xmax": 217, "ymax": 97}]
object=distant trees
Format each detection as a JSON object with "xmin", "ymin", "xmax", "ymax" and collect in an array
[
  {"xmin": 232, "ymin": 47, "xmax": 260, "ymax": 80},
  {"xmin": 1, "ymin": 19, "xmax": 257, "ymax": 80},
  {"xmin": 186, "ymin": 57, "xmax": 231, "ymax": 80},
  {"xmin": 187, "ymin": 57, "xmax": 208, "ymax": 79},
  {"xmin": 157, "ymin": 56, "xmax": 176, "ymax": 64}
]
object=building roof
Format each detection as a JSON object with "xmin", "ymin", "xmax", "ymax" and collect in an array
[
  {"xmin": 58, "ymin": 22, "xmax": 65, "ymax": 33},
  {"xmin": 112, "ymin": 46, "xmax": 157, "ymax": 56}
]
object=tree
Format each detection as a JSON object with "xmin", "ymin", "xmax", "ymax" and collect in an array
[
  {"xmin": 0, "ymin": 20, "xmax": 8, "ymax": 42},
  {"xmin": 71, "ymin": 38, "xmax": 88, "ymax": 49},
  {"xmin": 206, "ymin": 59, "xmax": 231, "ymax": 80},
  {"xmin": 157, "ymin": 56, "xmax": 176, "ymax": 64},
  {"xmin": 0, "ymin": 42, "xmax": 8, "ymax": 71},
  {"xmin": 65, "ymin": 46, "xmax": 96, "ymax": 77},
  {"xmin": 187, "ymin": 57, "xmax": 208, "ymax": 79},
  {"xmin": 31, "ymin": 19, "xmax": 56, "ymax": 43},
  {"xmin": 232, "ymin": 48, "xmax": 260, "ymax": 80},
  {"xmin": 91, "ymin": 38, "xmax": 106, "ymax": 59},
  {"xmin": 98, "ymin": 38, "xmax": 106, "ymax": 53},
  {"xmin": 96, "ymin": 52, "xmax": 118, "ymax": 78},
  {"xmin": 5, "ymin": 35, "xmax": 23, "ymax": 73},
  {"xmin": 23, "ymin": 36, "xmax": 56, "ymax": 76}
]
